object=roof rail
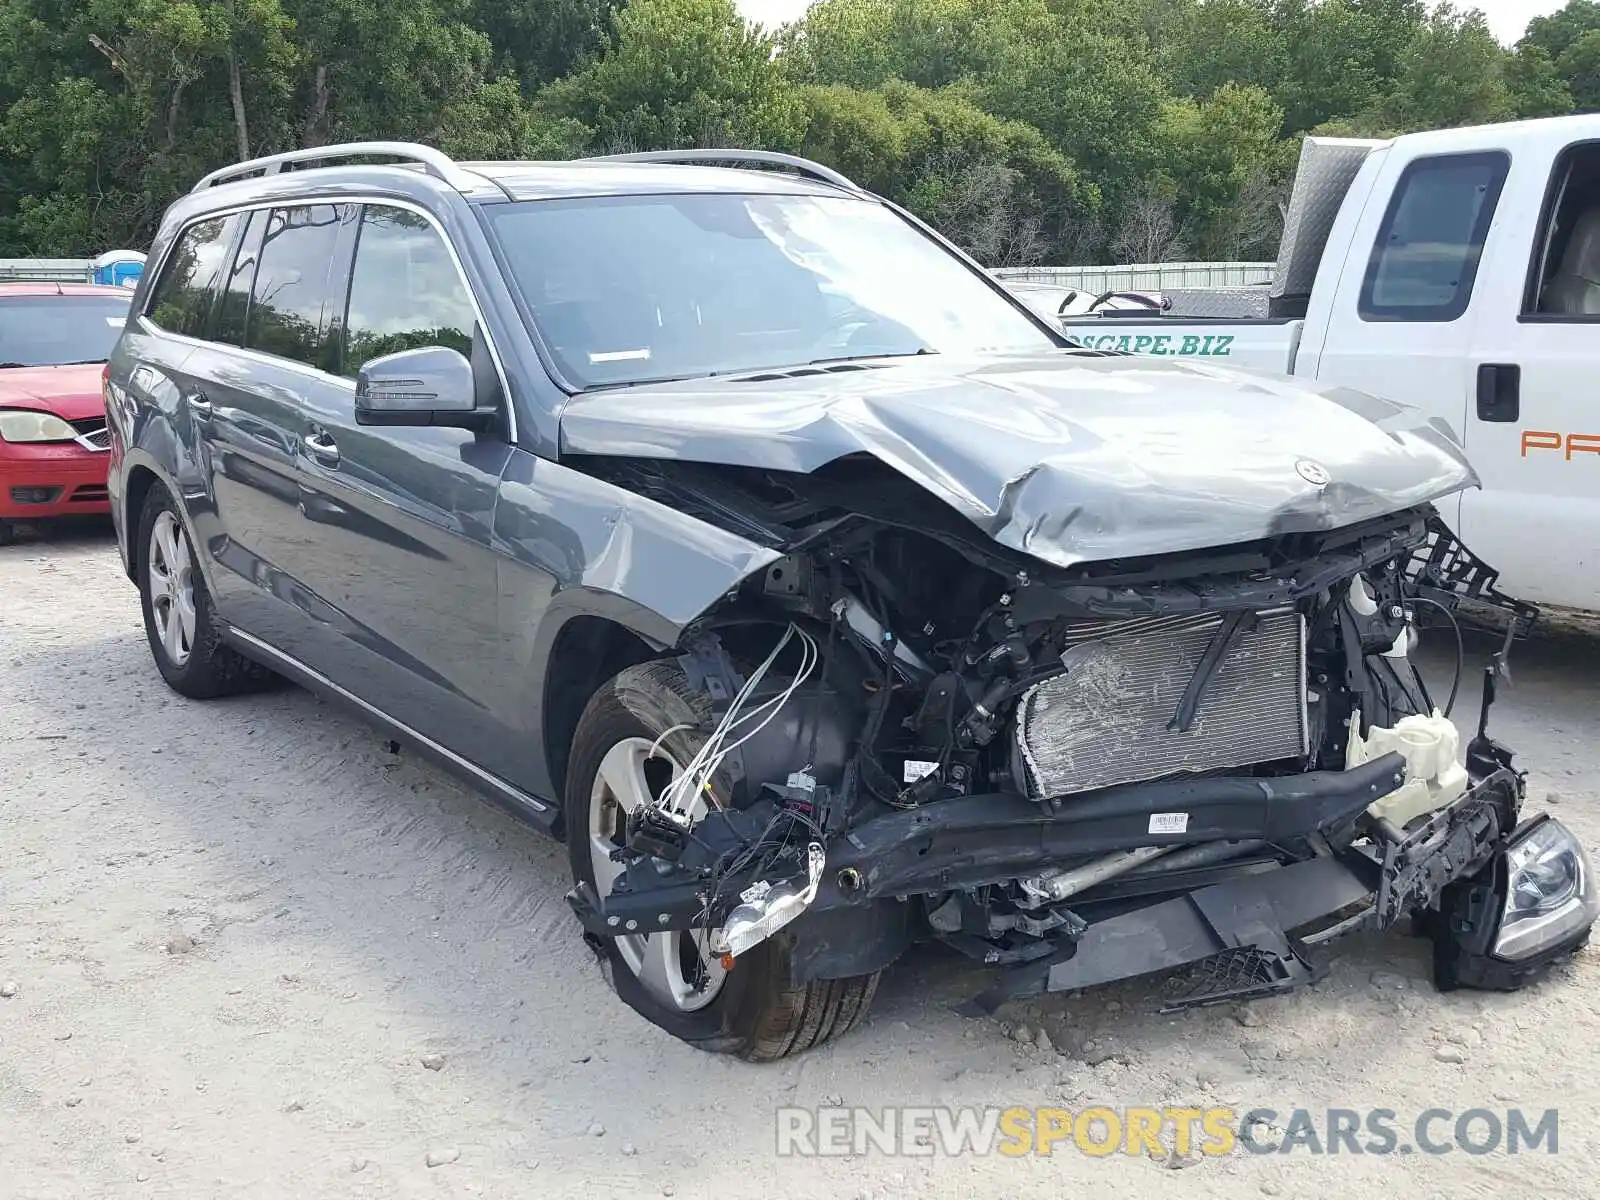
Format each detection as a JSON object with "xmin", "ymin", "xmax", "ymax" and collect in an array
[
  {"xmin": 582, "ymin": 149, "xmax": 862, "ymax": 192},
  {"xmin": 191, "ymin": 141, "xmax": 497, "ymax": 195}
]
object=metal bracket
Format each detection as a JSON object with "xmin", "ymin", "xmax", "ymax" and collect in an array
[
  {"xmin": 1370, "ymin": 773, "xmax": 1515, "ymax": 929},
  {"xmin": 1405, "ymin": 514, "xmax": 1539, "ymax": 638}
]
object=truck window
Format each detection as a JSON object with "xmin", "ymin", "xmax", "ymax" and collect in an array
[
  {"xmin": 1359, "ymin": 151, "xmax": 1509, "ymax": 323},
  {"xmin": 1525, "ymin": 142, "xmax": 1600, "ymax": 320}
]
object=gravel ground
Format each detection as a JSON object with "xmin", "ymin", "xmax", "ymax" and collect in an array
[{"xmin": 3, "ymin": 522, "xmax": 1598, "ymax": 1199}]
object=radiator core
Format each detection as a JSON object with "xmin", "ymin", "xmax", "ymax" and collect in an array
[{"xmin": 1014, "ymin": 608, "xmax": 1308, "ymax": 800}]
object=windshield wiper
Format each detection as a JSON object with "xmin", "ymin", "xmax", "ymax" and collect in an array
[
  {"xmin": 0, "ymin": 362, "xmax": 28, "ymax": 369},
  {"xmin": 806, "ymin": 349, "xmax": 937, "ymax": 365},
  {"xmin": 578, "ymin": 349, "xmax": 938, "ymax": 392},
  {"xmin": 581, "ymin": 372, "xmax": 710, "ymax": 391}
]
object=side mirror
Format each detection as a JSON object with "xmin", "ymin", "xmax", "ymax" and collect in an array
[{"xmin": 354, "ymin": 346, "xmax": 491, "ymax": 430}]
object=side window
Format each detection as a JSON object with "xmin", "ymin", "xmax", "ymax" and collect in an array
[
  {"xmin": 343, "ymin": 205, "xmax": 476, "ymax": 377},
  {"xmin": 1360, "ymin": 151, "xmax": 1509, "ymax": 323},
  {"xmin": 1525, "ymin": 142, "xmax": 1600, "ymax": 320},
  {"xmin": 213, "ymin": 210, "xmax": 265, "ymax": 348},
  {"xmin": 246, "ymin": 204, "xmax": 351, "ymax": 371},
  {"xmin": 144, "ymin": 215, "xmax": 239, "ymax": 337}
]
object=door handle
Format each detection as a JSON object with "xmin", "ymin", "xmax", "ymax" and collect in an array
[
  {"xmin": 302, "ymin": 428, "xmax": 340, "ymax": 466},
  {"xmin": 1476, "ymin": 363, "xmax": 1520, "ymax": 423}
]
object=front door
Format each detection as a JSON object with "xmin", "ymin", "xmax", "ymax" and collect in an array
[
  {"xmin": 1460, "ymin": 139, "xmax": 1600, "ymax": 609},
  {"xmin": 285, "ymin": 203, "xmax": 519, "ymax": 775}
]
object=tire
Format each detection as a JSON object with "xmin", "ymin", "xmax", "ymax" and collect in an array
[
  {"xmin": 565, "ymin": 659, "xmax": 880, "ymax": 1061},
  {"xmin": 0, "ymin": 520, "xmax": 15, "ymax": 547},
  {"xmin": 136, "ymin": 484, "xmax": 275, "ymax": 699}
]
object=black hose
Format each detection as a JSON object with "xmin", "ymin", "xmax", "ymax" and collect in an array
[{"xmin": 1410, "ymin": 596, "xmax": 1465, "ymax": 718}]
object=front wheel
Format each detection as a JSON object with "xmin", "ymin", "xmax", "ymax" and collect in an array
[{"xmin": 564, "ymin": 659, "xmax": 879, "ymax": 1061}]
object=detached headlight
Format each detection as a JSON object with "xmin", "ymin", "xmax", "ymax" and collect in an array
[
  {"xmin": 0, "ymin": 409, "xmax": 76, "ymax": 443},
  {"xmin": 1494, "ymin": 817, "xmax": 1600, "ymax": 961}
]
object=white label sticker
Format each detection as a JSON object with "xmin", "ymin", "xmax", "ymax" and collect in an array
[
  {"xmin": 588, "ymin": 347, "xmax": 651, "ymax": 363},
  {"xmin": 785, "ymin": 771, "xmax": 816, "ymax": 794},
  {"xmin": 902, "ymin": 759, "xmax": 940, "ymax": 783},
  {"xmin": 739, "ymin": 880, "xmax": 772, "ymax": 905},
  {"xmin": 1148, "ymin": 812, "xmax": 1189, "ymax": 835}
]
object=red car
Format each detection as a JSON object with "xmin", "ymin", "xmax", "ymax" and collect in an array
[{"xmin": 0, "ymin": 283, "xmax": 133, "ymax": 544}]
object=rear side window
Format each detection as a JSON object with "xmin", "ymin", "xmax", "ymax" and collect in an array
[
  {"xmin": 342, "ymin": 206, "xmax": 476, "ymax": 377},
  {"xmin": 145, "ymin": 215, "xmax": 239, "ymax": 337},
  {"xmin": 213, "ymin": 210, "xmax": 265, "ymax": 348},
  {"xmin": 1360, "ymin": 151, "xmax": 1509, "ymax": 322},
  {"xmin": 245, "ymin": 204, "xmax": 354, "ymax": 371}
]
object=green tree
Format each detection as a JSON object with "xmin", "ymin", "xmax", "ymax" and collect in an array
[
  {"xmin": 798, "ymin": 79, "xmax": 1094, "ymax": 263},
  {"xmin": 540, "ymin": 0, "xmax": 808, "ymax": 151},
  {"xmin": 1273, "ymin": 0, "xmax": 1426, "ymax": 134},
  {"xmin": 1507, "ymin": 42, "xmax": 1577, "ymax": 117},
  {"xmin": 1150, "ymin": 83, "xmax": 1289, "ymax": 259},
  {"xmin": 469, "ymin": 0, "xmax": 619, "ymax": 92},
  {"xmin": 1371, "ymin": 5, "xmax": 1516, "ymax": 130},
  {"xmin": 1155, "ymin": 0, "xmax": 1290, "ymax": 101}
]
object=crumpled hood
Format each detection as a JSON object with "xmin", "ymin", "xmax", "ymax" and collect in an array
[
  {"xmin": 558, "ymin": 352, "xmax": 1477, "ymax": 568},
  {"xmin": 0, "ymin": 365, "xmax": 106, "ymax": 422}
]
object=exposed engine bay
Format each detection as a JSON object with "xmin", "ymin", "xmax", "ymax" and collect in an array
[{"xmin": 566, "ymin": 452, "xmax": 1593, "ymax": 1013}]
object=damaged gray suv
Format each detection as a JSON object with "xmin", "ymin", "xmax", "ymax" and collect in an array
[{"xmin": 106, "ymin": 142, "xmax": 1596, "ymax": 1060}]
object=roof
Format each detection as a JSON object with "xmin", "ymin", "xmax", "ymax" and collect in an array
[
  {"xmin": 159, "ymin": 144, "xmax": 872, "ymax": 239},
  {"xmin": 0, "ymin": 283, "xmax": 133, "ymax": 299},
  {"xmin": 455, "ymin": 160, "xmax": 848, "ymax": 203}
]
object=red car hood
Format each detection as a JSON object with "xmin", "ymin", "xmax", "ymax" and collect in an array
[{"xmin": 0, "ymin": 364, "xmax": 106, "ymax": 422}]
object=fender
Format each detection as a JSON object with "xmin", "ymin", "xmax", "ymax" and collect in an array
[
  {"xmin": 493, "ymin": 447, "xmax": 783, "ymax": 801},
  {"xmin": 113, "ymin": 441, "xmax": 221, "ymax": 599}
]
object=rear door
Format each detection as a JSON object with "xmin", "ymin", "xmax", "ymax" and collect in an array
[
  {"xmin": 116, "ymin": 213, "xmax": 239, "ymax": 575},
  {"xmin": 183, "ymin": 201, "xmax": 361, "ymax": 662},
  {"xmin": 1308, "ymin": 147, "xmax": 1512, "ymax": 531},
  {"xmin": 1459, "ymin": 135, "xmax": 1600, "ymax": 608},
  {"xmin": 284, "ymin": 202, "xmax": 517, "ymax": 775}
]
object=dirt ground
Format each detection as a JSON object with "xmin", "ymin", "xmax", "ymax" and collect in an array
[{"xmin": 3, "ymin": 522, "xmax": 1598, "ymax": 1199}]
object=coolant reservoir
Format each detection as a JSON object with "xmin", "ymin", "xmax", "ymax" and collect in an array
[{"xmin": 1346, "ymin": 708, "xmax": 1469, "ymax": 828}]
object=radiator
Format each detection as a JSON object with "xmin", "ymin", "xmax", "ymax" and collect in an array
[{"xmin": 1014, "ymin": 608, "xmax": 1308, "ymax": 800}]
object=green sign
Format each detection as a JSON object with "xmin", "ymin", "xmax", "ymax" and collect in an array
[{"xmin": 1068, "ymin": 332, "xmax": 1235, "ymax": 357}]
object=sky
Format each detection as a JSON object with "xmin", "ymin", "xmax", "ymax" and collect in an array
[{"xmin": 735, "ymin": 0, "xmax": 1566, "ymax": 45}]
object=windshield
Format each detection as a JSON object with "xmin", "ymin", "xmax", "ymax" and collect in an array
[
  {"xmin": 0, "ymin": 295, "xmax": 131, "ymax": 367},
  {"xmin": 486, "ymin": 192, "xmax": 1057, "ymax": 388}
]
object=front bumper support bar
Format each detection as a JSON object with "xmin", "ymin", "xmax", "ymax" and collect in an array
[
  {"xmin": 958, "ymin": 767, "xmax": 1524, "ymax": 1013},
  {"xmin": 566, "ymin": 753, "xmax": 1414, "ymax": 938}
]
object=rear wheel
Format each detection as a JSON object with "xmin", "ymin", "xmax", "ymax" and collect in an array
[
  {"xmin": 137, "ymin": 485, "xmax": 274, "ymax": 698},
  {"xmin": 565, "ymin": 659, "xmax": 879, "ymax": 1060}
]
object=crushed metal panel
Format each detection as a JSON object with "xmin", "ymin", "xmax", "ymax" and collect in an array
[{"xmin": 558, "ymin": 354, "xmax": 1479, "ymax": 570}]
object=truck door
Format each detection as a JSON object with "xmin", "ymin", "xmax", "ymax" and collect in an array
[
  {"xmin": 1458, "ymin": 137, "xmax": 1600, "ymax": 609},
  {"xmin": 1309, "ymin": 148, "xmax": 1512, "ymax": 533}
]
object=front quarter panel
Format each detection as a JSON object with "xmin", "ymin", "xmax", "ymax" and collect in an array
[{"xmin": 491, "ymin": 448, "xmax": 780, "ymax": 799}]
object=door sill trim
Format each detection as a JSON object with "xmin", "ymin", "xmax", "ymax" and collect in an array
[{"xmin": 224, "ymin": 627, "xmax": 551, "ymax": 815}]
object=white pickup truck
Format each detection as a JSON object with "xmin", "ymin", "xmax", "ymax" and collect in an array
[{"xmin": 1049, "ymin": 115, "xmax": 1599, "ymax": 615}]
